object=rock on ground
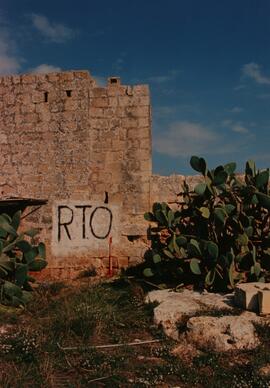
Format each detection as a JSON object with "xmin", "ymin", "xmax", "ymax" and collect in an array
[
  {"xmin": 146, "ymin": 289, "xmax": 234, "ymax": 341},
  {"xmin": 146, "ymin": 289, "xmax": 266, "ymax": 351},
  {"xmin": 187, "ymin": 312, "xmax": 260, "ymax": 351}
]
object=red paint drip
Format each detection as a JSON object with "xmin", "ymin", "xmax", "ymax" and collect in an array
[{"xmin": 108, "ymin": 236, "xmax": 113, "ymax": 276}]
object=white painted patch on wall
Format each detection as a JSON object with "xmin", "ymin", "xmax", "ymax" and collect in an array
[{"xmin": 51, "ymin": 201, "xmax": 120, "ymax": 256}]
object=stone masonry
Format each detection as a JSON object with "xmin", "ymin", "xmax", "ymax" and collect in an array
[{"xmin": 0, "ymin": 70, "xmax": 195, "ymax": 279}]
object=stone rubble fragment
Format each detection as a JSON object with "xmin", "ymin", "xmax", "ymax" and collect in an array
[{"xmin": 146, "ymin": 288, "xmax": 269, "ymax": 351}]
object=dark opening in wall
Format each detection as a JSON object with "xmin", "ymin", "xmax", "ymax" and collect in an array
[
  {"xmin": 44, "ymin": 92, "xmax": 48, "ymax": 102},
  {"xmin": 66, "ymin": 90, "xmax": 72, "ymax": 97},
  {"xmin": 108, "ymin": 77, "xmax": 120, "ymax": 85},
  {"xmin": 127, "ymin": 235, "xmax": 140, "ymax": 242}
]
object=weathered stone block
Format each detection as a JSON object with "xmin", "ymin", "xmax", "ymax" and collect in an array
[
  {"xmin": 92, "ymin": 88, "xmax": 108, "ymax": 97},
  {"xmin": 92, "ymin": 97, "xmax": 109, "ymax": 107},
  {"xmin": 132, "ymin": 85, "xmax": 149, "ymax": 96},
  {"xmin": 258, "ymin": 290, "xmax": 270, "ymax": 315},
  {"xmin": 234, "ymin": 283, "xmax": 270, "ymax": 312},
  {"xmin": 22, "ymin": 74, "xmax": 36, "ymax": 84}
]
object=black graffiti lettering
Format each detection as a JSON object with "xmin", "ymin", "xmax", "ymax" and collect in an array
[
  {"xmin": 58, "ymin": 206, "xmax": 74, "ymax": 241},
  {"xmin": 89, "ymin": 206, "xmax": 112, "ymax": 239},
  {"xmin": 75, "ymin": 205, "xmax": 92, "ymax": 239}
]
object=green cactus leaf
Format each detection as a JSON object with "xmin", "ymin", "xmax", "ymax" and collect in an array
[
  {"xmin": 190, "ymin": 258, "xmax": 201, "ymax": 275},
  {"xmin": 152, "ymin": 202, "xmax": 161, "ymax": 211},
  {"xmin": 176, "ymin": 236, "xmax": 187, "ymax": 247},
  {"xmin": 255, "ymin": 170, "xmax": 269, "ymax": 188},
  {"xmin": 11, "ymin": 211, "xmax": 21, "ymax": 231},
  {"xmin": 161, "ymin": 202, "xmax": 169, "ymax": 212},
  {"xmin": 190, "ymin": 156, "xmax": 207, "ymax": 175},
  {"xmin": 28, "ymin": 259, "xmax": 47, "ymax": 272},
  {"xmin": 24, "ymin": 228, "xmax": 40, "ymax": 238},
  {"xmin": 224, "ymin": 162, "xmax": 236, "ymax": 175},
  {"xmin": 254, "ymin": 262, "xmax": 261, "ymax": 277},
  {"xmin": 251, "ymin": 194, "xmax": 259, "ymax": 205},
  {"xmin": 256, "ymin": 192, "xmax": 270, "ymax": 210},
  {"xmin": 244, "ymin": 226, "xmax": 253, "ymax": 237},
  {"xmin": 172, "ymin": 234, "xmax": 181, "ymax": 255},
  {"xmin": 167, "ymin": 210, "xmax": 174, "ymax": 227},
  {"xmin": 246, "ymin": 160, "xmax": 256, "ymax": 177},
  {"xmin": 213, "ymin": 170, "xmax": 228, "ymax": 186},
  {"xmin": 3, "ymin": 281, "xmax": 22, "ymax": 298},
  {"xmin": 38, "ymin": 243, "xmax": 46, "ymax": 259},
  {"xmin": 0, "ymin": 257, "xmax": 14, "ymax": 272},
  {"xmin": 207, "ymin": 242, "xmax": 219, "ymax": 259},
  {"xmin": 2, "ymin": 234, "xmax": 24, "ymax": 253},
  {"xmin": 15, "ymin": 264, "xmax": 28, "ymax": 286},
  {"xmin": 205, "ymin": 269, "xmax": 216, "ymax": 286},
  {"xmin": 168, "ymin": 237, "xmax": 175, "ymax": 253},
  {"xmin": 153, "ymin": 254, "xmax": 162, "ymax": 264},
  {"xmin": 0, "ymin": 216, "xmax": 17, "ymax": 236},
  {"xmin": 0, "ymin": 266, "xmax": 8, "ymax": 277},
  {"xmin": 1, "ymin": 214, "xmax": 11, "ymax": 223},
  {"xmin": 16, "ymin": 240, "xmax": 32, "ymax": 253},
  {"xmin": 237, "ymin": 233, "xmax": 249, "ymax": 246},
  {"xmin": 143, "ymin": 268, "xmax": 154, "ymax": 277},
  {"xmin": 25, "ymin": 248, "xmax": 38, "ymax": 264},
  {"xmin": 225, "ymin": 204, "xmax": 235, "ymax": 214},
  {"xmin": 144, "ymin": 212, "xmax": 155, "ymax": 222},
  {"xmin": 252, "ymin": 245, "xmax": 256, "ymax": 263},
  {"xmin": 26, "ymin": 275, "xmax": 36, "ymax": 283},
  {"xmin": 154, "ymin": 210, "xmax": 167, "ymax": 225},
  {"xmin": 188, "ymin": 239, "xmax": 201, "ymax": 256},
  {"xmin": 194, "ymin": 183, "xmax": 207, "ymax": 196},
  {"xmin": 20, "ymin": 291, "xmax": 33, "ymax": 305},
  {"xmin": 163, "ymin": 249, "xmax": 175, "ymax": 259},
  {"xmin": 214, "ymin": 208, "xmax": 227, "ymax": 224},
  {"xmin": 199, "ymin": 207, "xmax": 210, "ymax": 219},
  {"xmin": 228, "ymin": 263, "xmax": 235, "ymax": 288}
]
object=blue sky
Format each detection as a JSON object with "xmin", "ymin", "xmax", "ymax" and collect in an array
[{"xmin": 1, "ymin": 1, "xmax": 270, "ymax": 175}]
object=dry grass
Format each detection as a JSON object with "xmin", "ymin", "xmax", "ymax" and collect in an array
[{"xmin": 0, "ymin": 278, "xmax": 270, "ymax": 387}]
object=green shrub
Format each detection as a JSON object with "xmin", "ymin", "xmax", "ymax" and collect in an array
[
  {"xmin": 0, "ymin": 210, "xmax": 47, "ymax": 306},
  {"xmin": 143, "ymin": 156, "xmax": 270, "ymax": 291}
]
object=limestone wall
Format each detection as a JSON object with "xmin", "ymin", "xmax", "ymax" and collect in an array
[
  {"xmin": 0, "ymin": 71, "xmax": 151, "ymax": 277},
  {"xmin": 150, "ymin": 174, "xmax": 202, "ymax": 205},
  {"xmin": 0, "ymin": 69, "xmax": 206, "ymax": 278}
]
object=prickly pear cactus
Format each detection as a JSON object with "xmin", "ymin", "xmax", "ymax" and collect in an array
[
  {"xmin": 143, "ymin": 156, "xmax": 270, "ymax": 292},
  {"xmin": 0, "ymin": 210, "xmax": 47, "ymax": 306}
]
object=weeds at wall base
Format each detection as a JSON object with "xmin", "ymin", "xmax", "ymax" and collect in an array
[{"xmin": 0, "ymin": 280, "xmax": 270, "ymax": 387}]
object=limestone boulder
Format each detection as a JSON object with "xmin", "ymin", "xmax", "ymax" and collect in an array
[
  {"xmin": 234, "ymin": 282, "xmax": 270, "ymax": 312},
  {"xmin": 146, "ymin": 289, "xmax": 267, "ymax": 351},
  {"xmin": 146, "ymin": 289, "xmax": 233, "ymax": 340},
  {"xmin": 186, "ymin": 312, "xmax": 260, "ymax": 351}
]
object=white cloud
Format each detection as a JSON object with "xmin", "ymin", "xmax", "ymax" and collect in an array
[
  {"xmin": 0, "ymin": 27, "xmax": 21, "ymax": 75},
  {"xmin": 30, "ymin": 64, "xmax": 61, "ymax": 74},
  {"xmin": 221, "ymin": 120, "xmax": 250, "ymax": 134},
  {"xmin": 242, "ymin": 62, "xmax": 270, "ymax": 85},
  {"xmin": 257, "ymin": 93, "xmax": 270, "ymax": 99},
  {"xmin": 154, "ymin": 121, "xmax": 220, "ymax": 157},
  {"xmin": 30, "ymin": 14, "xmax": 74, "ymax": 43},
  {"xmin": 154, "ymin": 106, "xmax": 176, "ymax": 118},
  {"xmin": 228, "ymin": 106, "xmax": 243, "ymax": 113},
  {"xmin": 231, "ymin": 124, "xmax": 249, "ymax": 134},
  {"xmin": 221, "ymin": 119, "xmax": 233, "ymax": 127},
  {"xmin": 148, "ymin": 69, "xmax": 181, "ymax": 84},
  {"xmin": 234, "ymin": 84, "xmax": 246, "ymax": 91}
]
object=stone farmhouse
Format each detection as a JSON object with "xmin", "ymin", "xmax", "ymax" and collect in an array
[{"xmin": 0, "ymin": 70, "xmax": 198, "ymax": 278}]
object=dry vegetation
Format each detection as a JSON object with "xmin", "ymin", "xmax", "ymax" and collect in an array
[{"xmin": 0, "ymin": 277, "xmax": 270, "ymax": 387}]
